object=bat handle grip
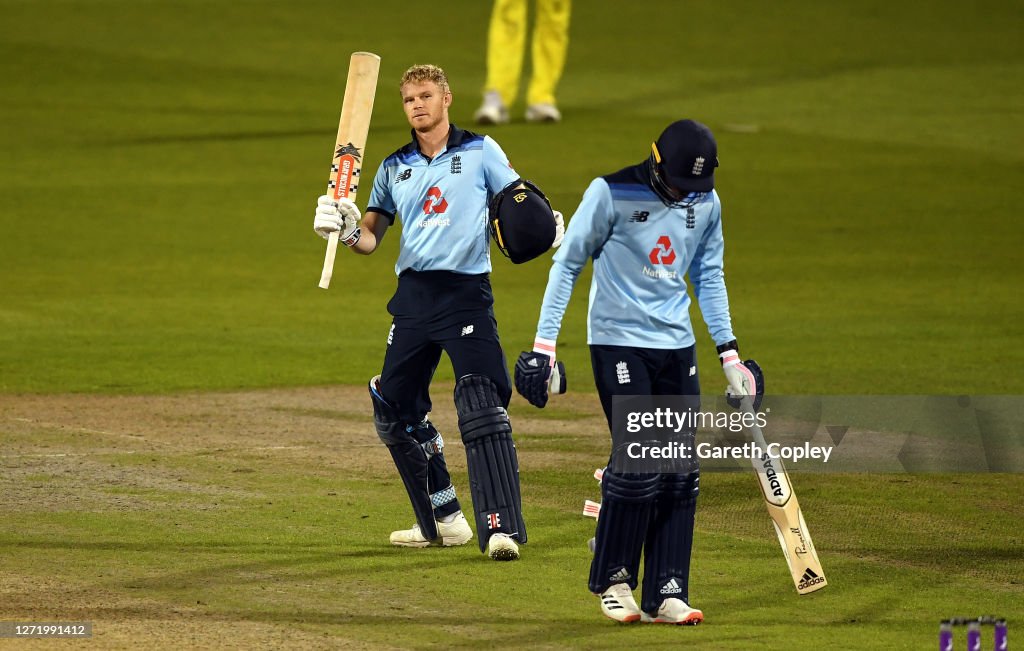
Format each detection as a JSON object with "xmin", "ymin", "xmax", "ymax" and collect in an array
[{"xmin": 318, "ymin": 231, "xmax": 340, "ymax": 289}]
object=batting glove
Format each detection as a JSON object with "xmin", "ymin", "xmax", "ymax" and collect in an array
[
  {"xmin": 719, "ymin": 341, "xmax": 765, "ymax": 411},
  {"xmin": 314, "ymin": 195, "xmax": 361, "ymax": 246},
  {"xmin": 551, "ymin": 210, "xmax": 565, "ymax": 249},
  {"xmin": 514, "ymin": 338, "xmax": 566, "ymax": 408}
]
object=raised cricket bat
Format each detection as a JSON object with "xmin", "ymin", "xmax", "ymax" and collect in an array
[
  {"xmin": 318, "ymin": 52, "xmax": 380, "ymax": 289},
  {"xmin": 742, "ymin": 398, "xmax": 827, "ymax": 594}
]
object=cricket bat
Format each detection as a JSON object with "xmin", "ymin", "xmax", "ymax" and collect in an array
[
  {"xmin": 318, "ymin": 52, "xmax": 381, "ymax": 289},
  {"xmin": 742, "ymin": 397, "xmax": 828, "ymax": 594}
]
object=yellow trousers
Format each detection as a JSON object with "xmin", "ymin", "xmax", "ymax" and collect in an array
[{"xmin": 483, "ymin": 0, "xmax": 571, "ymax": 106}]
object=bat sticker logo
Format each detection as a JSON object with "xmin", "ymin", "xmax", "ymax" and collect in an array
[{"xmin": 335, "ymin": 142, "xmax": 362, "ymax": 161}]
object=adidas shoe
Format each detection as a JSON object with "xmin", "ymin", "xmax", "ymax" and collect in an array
[
  {"xmin": 389, "ymin": 512, "xmax": 473, "ymax": 548},
  {"xmin": 474, "ymin": 91, "xmax": 509, "ymax": 125},
  {"xmin": 599, "ymin": 583, "xmax": 642, "ymax": 623},
  {"xmin": 487, "ymin": 532, "xmax": 520, "ymax": 561},
  {"xmin": 525, "ymin": 103, "xmax": 562, "ymax": 123},
  {"xmin": 642, "ymin": 598, "xmax": 703, "ymax": 625}
]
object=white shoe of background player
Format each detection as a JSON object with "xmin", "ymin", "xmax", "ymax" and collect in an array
[
  {"xmin": 487, "ymin": 532, "xmax": 520, "ymax": 561},
  {"xmin": 599, "ymin": 583, "xmax": 642, "ymax": 623},
  {"xmin": 642, "ymin": 597, "xmax": 704, "ymax": 625},
  {"xmin": 474, "ymin": 91, "xmax": 509, "ymax": 125},
  {"xmin": 525, "ymin": 102, "xmax": 562, "ymax": 123},
  {"xmin": 389, "ymin": 512, "xmax": 473, "ymax": 548}
]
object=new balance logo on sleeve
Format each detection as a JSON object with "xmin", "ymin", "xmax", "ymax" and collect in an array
[{"xmin": 461, "ymin": 325, "xmax": 474, "ymax": 336}]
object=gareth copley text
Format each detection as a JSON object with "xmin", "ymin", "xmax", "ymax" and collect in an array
[{"xmin": 626, "ymin": 441, "xmax": 834, "ymax": 464}]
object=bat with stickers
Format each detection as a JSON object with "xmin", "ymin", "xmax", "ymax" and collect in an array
[
  {"xmin": 318, "ymin": 52, "xmax": 380, "ymax": 289},
  {"xmin": 740, "ymin": 396, "xmax": 828, "ymax": 594}
]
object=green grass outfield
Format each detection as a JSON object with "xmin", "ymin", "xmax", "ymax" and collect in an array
[{"xmin": 1, "ymin": 0, "xmax": 1022, "ymax": 648}]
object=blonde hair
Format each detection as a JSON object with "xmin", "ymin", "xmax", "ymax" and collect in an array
[{"xmin": 399, "ymin": 64, "xmax": 450, "ymax": 95}]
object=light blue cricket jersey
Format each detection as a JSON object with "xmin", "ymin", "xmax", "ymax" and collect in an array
[
  {"xmin": 536, "ymin": 163, "xmax": 736, "ymax": 349},
  {"xmin": 366, "ymin": 126, "xmax": 520, "ymax": 276}
]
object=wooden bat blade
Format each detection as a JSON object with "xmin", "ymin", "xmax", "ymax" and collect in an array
[
  {"xmin": 763, "ymin": 488, "xmax": 828, "ymax": 594},
  {"xmin": 318, "ymin": 52, "xmax": 380, "ymax": 289},
  {"xmin": 744, "ymin": 400, "xmax": 827, "ymax": 594}
]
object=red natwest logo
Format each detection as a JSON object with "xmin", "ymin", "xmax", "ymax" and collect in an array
[
  {"xmin": 648, "ymin": 236, "xmax": 676, "ymax": 265},
  {"xmin": 486, "ymin": 513, "xmax": 501, "ymax": 530},
  {"xmin": 422, "ymin": 186, "xmax": 448, "ymax": 214}
]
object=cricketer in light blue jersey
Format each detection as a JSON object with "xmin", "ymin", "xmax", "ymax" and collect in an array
[
  {"xmin": 312, "ymin": 64, "xmax": 562, "ymax": 562},
  {"xmin": 366, "ymin": 126, "xmax": 519, "ymax": 276},
  {"xmin": 535, "ymin": 173, "xmax": 735, "ymax": 350},
  {"xmin": 514, "ymin": 120, "xmax": 762, "ymax": 624}
]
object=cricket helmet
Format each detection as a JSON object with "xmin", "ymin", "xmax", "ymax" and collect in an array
[
  {"xmin": 488, "ymin": 180, "xmax": 556, "ymax": 264},
  {"xmin": 648, "ymin": 119, "xmax": 718, "ymax": 205}
]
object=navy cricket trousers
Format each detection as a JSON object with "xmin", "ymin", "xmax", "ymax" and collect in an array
[{"xmin": 379, "ymin": 270, "xmax": 513, "ymax": 425}]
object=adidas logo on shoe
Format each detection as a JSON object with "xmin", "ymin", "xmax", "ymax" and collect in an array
[
  {"xmin": 599, "ymin": 583, "xmax": 642, "ymax": 624},
  {"xmin": 660, "ymin": 578, "xmax": 683, "ymax": 595}
]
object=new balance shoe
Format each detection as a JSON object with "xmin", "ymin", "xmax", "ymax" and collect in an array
[
  {"xmin": 525, "ymin": 103, "xmax": 562, "ymax": 123},
  {"xmin": 474, "ymin": 91, "xmax": 509, "ymax": 125},
  {"xmin": 642, "ymin": 598, "xmax": 703, "ymax": 625},
  {"xmin": 487, "ymin": 532, "xmax": 520, "ymax": 561},
  {"xmin": 598, "ymin": 583, "xmax": 642, "ymax": 623},
  {"xmin": 389, "ymin": 512, "xmax": 473, "ymax": 548}
]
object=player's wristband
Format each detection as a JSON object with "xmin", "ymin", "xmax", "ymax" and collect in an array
[
  {"xmin": 533, "ymin": 336, "xmax": 557, "ymax": 366},
  {"xmin": 716, "ymin": 339, "xmax": 739, "ymax": 363},
  {"xmin": 341, "ymin": 228, "xmax": 361, "ymax": 247}
]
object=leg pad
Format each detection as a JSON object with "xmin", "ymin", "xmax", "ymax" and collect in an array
[
  {"xmin": 370, "ymin": 376, "xmax": 438, "ymax": 540},
  {"xmin": 640, "ymin": 472, "xmax": 699, "ymax": 613},
  {"xmin": 455, "ymin": 374, "xmax": 527, "ymax": 551},
  {"xmin": 588, "ymin": 471, "xmax": 659, "ymax": 593}
]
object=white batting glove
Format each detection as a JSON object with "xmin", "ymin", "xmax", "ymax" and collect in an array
[
  {"xmin": 313, "ymin": 195, "xmax": 361, "ymax": 246},
  {"xmin": 551, "ymin": 210, "xmax": 565, "ymax": 248},
  {"xmin": 720, "ymin": 347, "xmax": 757, "ymax": 402}
]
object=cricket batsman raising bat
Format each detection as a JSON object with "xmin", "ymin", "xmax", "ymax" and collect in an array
[
  {"xmin": 312, "ymin": 63, "xmax": 563, "ymax": 562},
  {"xmin": 316, "ymin": 52, "xmax": 380, "ymax": 289}
]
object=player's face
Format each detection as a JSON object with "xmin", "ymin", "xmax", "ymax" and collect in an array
[{"xmin": 401, "ymin": 81, "xmax": 451, "ymax": 132}]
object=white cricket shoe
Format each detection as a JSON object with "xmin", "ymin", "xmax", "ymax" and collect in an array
[
  {"xmin": 474, "ymin": 91, "xmax": 509, "ymax": 125},
  {"xmin": 487, "ymin": 532, "xmax": 520, "ymax": 561},
  {"xmin": 599, "ymin": 583, "xmax": 643, "ymax": 623},
  {"xmin": 389, "ymin": 512, "xmax": 473, "ymax": 548},
  {"xmin": 642, "ymin": 598, "xmax": 703, "ymax": 625},
  {"xmin": 525, "ymin": 103, "xmax": 562, "ymax": 123}
]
